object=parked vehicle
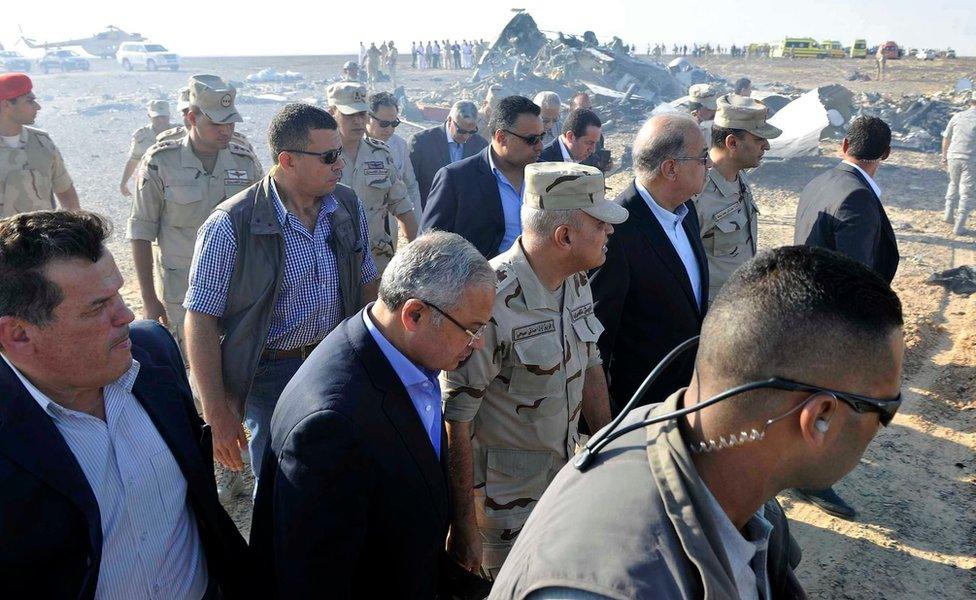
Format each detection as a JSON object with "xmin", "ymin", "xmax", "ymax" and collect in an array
[
  {"xmin": 37, "ymin": 49, "xmax": 90, "ymax": 73},
  {"xmin": 0, "ymin": 50, "xmax": 32, "ymax": 72},
  {"xmin": 117, "ymin": 42, "xmax": 180, "ymax": 71},
  {"xmin": 879, "ymin": 41, "xmax": 902, "ymax": 60},
  {"xmin": 821, "ymin": 40, "xmax": 846, "ymax": 58},
  {"xmin": 916, "ymin": 49, "xmax": 937, "ymax": 60},
  {"xmin": 849, "ymin": 39, "xmax": 868, "ymax": 58},
  {"xmin": 943, "ymin": 48, "xmax": 957, "ymax": 59},
  {"xmin": 771, "ymin": 38, "xmax": 828, "ymax": 59}
]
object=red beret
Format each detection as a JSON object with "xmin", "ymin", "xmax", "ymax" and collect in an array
[{"xmin": 0, "ymin": 73, "xmax": 33, "ymax": 101}]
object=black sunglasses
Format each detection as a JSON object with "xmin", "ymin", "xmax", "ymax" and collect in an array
[
  {"xmin": 451, "ymin": 117, "xmax": 478, "ymax": 135},
  {"xmin": 734, "ymin": 376, "xmax": 901, "ymax": 426},
  {"xmin": 502, "ymin": 129, "xmax": 545, "ymax": 146},
  {"xmin": 369, "ymin": 113, "xmax": 401, "ymax": 128},
  {"xmin": 283, "ymin": 147, "xmax": 343, "ymax": 165}
]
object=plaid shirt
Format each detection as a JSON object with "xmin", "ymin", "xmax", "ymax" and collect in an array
[{"xmin": 184, "ymin": 179, "xmax": 378, "ymax": 350}]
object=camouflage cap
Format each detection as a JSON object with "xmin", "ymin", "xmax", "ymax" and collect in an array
[
  {"xmin": 327, "ymin": 82, "xmax": 369, "ymax": 115},
  {"xmin": 524, "ymin": 162, "xmax": 628, "ymax": 225},
  {"xmin": 687, "ymin": 83, "xmax": 719, "ymax": 110},
  {"xmin": 176, "ymin": 87, "xmax": 190, "ymax": 112},
  {"xmin": 188, "ymin": 74, "xmax": 242, "ymax": 124},
  {"xmin": 147, "ymin": 99, "xmax": 170, "ymax": 117},
  {"xmin": 714, "ymin": 93, "xmax": 782, "ymax": 140}
]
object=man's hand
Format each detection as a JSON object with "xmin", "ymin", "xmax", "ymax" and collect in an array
[
  {"xmin": 447, "ymin": 524, "xmax": 483, "ymax": 575},
  {"xmin": 142, "ymin": 296, "xmax": 170, "ymax": 326},
  {"xmin": 941, "ymin": 156, "xmax": 949, "ymax": 171},
  {"xmin": 208, "ymin": 401, "xmax": 248, "ymax": 471}
]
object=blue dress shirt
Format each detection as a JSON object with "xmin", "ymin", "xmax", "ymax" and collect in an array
[
  {"xmin": 363, "ymin": 308, "xmax": 443, "ymax": 457},
  {"xmin": 635, "ymin": 179, "xmax": 702, "ymax": 308},
  {"xmin": 445, "ymin": 126, "xmax": 464, "ymax": 164},
  {"xmin": 489, "ymin": 149, "xmax": 524, "ymax": 254}
]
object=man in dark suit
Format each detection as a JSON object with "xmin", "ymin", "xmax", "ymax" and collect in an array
[
  {"xmin": 538, "ymin": 108, "xmax": 603, "ymax": 164},
  {"xmin": 409, "ymin": 100, "xmax": 488, "ymax": 207},
  {"xmin": 795, "ymin": 116, "xmax": 899, "ymax": 285},
  {"xmin": 591, "ymin": 113, "xmax": 711, "ymax": 415},
  {"xmin": 570, "ymin": 92, "xmax": 612, "ymax": 173},
  {"xmin": 420, "ymin": 95, "xmax": 544, "ymax": 258},
  {"xmin": 251, "ymin": 231, "xmax": 497, "ymax": 598},
  {"xmin": 793, "ymin": 115, "xmax": 898, "ymax": 520},
  {"xmin": 0, "ymin": 211, "xmax": 248, "ymax": 599}
]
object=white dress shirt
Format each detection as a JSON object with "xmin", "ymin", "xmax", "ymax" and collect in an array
[
  {"xmin": 842, "ymin": 160, "xmax": 882, "ymax": 199},
  {"xmin": 635, "ymin": 179, "xmax": 703, "ymax": 308}
]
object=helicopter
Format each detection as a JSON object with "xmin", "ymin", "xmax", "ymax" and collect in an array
[{"xmin": 20, "ymin": 26, "xmax": 145, "ymax": 58}]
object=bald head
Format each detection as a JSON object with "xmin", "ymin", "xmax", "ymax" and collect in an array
[{"xmin": 633, "ymin": 113, "xmax": 701, "ymax": 180}]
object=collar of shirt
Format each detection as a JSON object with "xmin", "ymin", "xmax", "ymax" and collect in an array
[
  {"xmin": 268, "ymin": 176, "xmax": 338, "ymax": 230},
  {"xmin": 488, "ymin": 147, "xmax": 523, "ymax": 195},
  {"xmin": 706, "ymin": 167, "xmax": 741, "ymax": 198},
  {"xmin": 1, "ymin": 352, "xmax": 140, "ymax": 419},
  {"xmin": 507, "ymin": 238, "xmax": 564, "ymax": 311},
  {"xmin": 700, "ymin": 481, "xmax": 773, "ymax": 600},
  {"xmin": 635, "ymin": 178, "xmax": 689, "ymax": 229},
  {"xmin": 558, "ymin": 136, "xmax": 575, "ymax": 163},
  {"xmin": 842, "ymin": 160, "xmax": 882, "ymax": 200}
]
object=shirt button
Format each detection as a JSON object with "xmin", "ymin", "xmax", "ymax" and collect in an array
[{"xmin": 425, "ymin": 405, "xmax": 432, "ymax": 412}]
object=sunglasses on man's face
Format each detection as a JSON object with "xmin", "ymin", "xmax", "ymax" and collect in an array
[
  {"xmin": 752, "ymin": 377, "xmax": 902, "ymax": 426},
  {"xmin": 369, "ymin": 113, "xmax": 401, "ymax": 128},
  {"xmin": 451, "ymin": 118, "xmax": 478, "ymax": 135},
  {"xmin": 502, "ymin": 129, "xmax": 545, "ymax": 146},
  {"xmin": 283, "ymin": 147, "xmax": 343, "ymax": 165}
]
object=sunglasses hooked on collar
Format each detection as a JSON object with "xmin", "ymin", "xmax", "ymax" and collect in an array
[
  {"xmin": 283, "ymin": 147, "xmax": 343, "ymax": 165},
  {"xmin": 369, "ymin": 113, "xmax": 401, "ymax": 128}
]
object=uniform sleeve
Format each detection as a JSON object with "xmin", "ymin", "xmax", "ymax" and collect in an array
[
  {"xmin": 50, "ymin": 144, "xmax": 73, "ymax": 195},
  {"xmin": 400, "ymin": 150, "xmax": 422, "ymax": 214},
  {"xmin": 126, "ymin": 155, "xmax": 164, "ymax": 241},
  {"xmin": 183, "ymin": 210, "xmax": 239, "ymax": 316},
  {"xmin": 943, "ymin": 114, "xmax": 956, "ymax": 139},
  {"xmin": 385, "ymin": 160, "xmax": 415, "ymax": 216},
  {"xmin": 128, "ymin": 131, "xmax": 147, "ymax": 161},
  {"xmin": 441, "ymin": 319, "xmax": 502, "ymax": 422},
  {"xmin": 356, "ymin": 201, "xmax": 379, "ymax": 284}
]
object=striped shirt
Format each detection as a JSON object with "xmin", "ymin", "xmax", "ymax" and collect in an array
[
  {"xmin": 184, "ymin": 178, "xmax": 378, "ymax": 350},
  {"xmin": 0, "ymin": 355, "xmax": 208, "ymax": 600}
]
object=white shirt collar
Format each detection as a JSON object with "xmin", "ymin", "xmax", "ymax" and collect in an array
[
  {"xmin": 558, "ymin": 136, "xmax": 574, "ymax": 162},
  {"xmin": 635, "ymin": 179, "xmax": 689, "ymax": 226},
  {"xmin": 445, "ymin": 123, "xmax": 457, "ymax": 147},
  {"xmin": 842, "ymin": 160, "xmax": 882, "ymax": 199}
]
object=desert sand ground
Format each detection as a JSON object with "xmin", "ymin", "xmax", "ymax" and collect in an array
[{"xmin": 21, "ymin": 52, "xmax": 975, "ymax": 598}]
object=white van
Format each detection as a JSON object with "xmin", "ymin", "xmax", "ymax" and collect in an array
[{"xmin": 117, "ymin": 42, "xmax": 180, "ymax": 71}]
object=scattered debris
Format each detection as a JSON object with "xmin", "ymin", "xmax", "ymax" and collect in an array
[
  {"xmin": 857, "ymin": 86, "xmax": 973, "ymax": 152},
  {"xmin": 244, "ymin": 69, "xmax": 305, "ymax": 84},
  {"xmin": 925, "ymin": 266, "xmax": 976, "ymax": 295}
]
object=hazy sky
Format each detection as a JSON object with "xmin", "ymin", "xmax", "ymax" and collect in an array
[{"xmin": 4, "ymin": 0, "xmax": 974, "ymax": 57}]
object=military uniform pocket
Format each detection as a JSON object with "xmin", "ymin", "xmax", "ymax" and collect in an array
[
  {"xmin": 711, "ymin": 209, "xmax": 747, "ymax": 257},
  {"xmin": 509, "ymin": 333, "xmax": 563, "ymax": 396},
  {"xmin": 483, "ymin": 448, "xmax": 553, "ymax": 529},
  {"xmin": 163, "ymin": 184, "xmax": 207, "ymax": 228}
]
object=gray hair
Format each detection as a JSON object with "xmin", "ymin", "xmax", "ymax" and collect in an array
[
  {"xmin": 450, "ymin": 100, "xmax": 478, "ymax": 121},
  {"xmin": 520, "ymin": 205, "xmax": 581, "ymax": 238},
  {"xmin": 379, "ymin": 231, "xmax": 495, "ymax": 323},
  {"xmin": 533, "ymin": 91, "xmax": 562, "ymax": 109},
  {"xmin": 633, "ymin": 113, "xmax": 699, "ymax": 181}
]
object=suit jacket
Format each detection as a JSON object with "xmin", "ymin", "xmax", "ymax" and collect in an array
[
  {"xmin": 0, "ymin": 320, "xmax": 249, "ymax": 600},
  {"xmin": 409, "ymin": 123, "xmax": 488, "ymax": 207},
  {"xmin": 590, "ymin": 182, "xmax": 709, "ymax": 415},
  {"xmin": 420, "ymin": 146, "xmax": 505, "ymax": 259},
  {"xmin": 794, "ymin": 162, "xmax": 899, "ymax": 284},
  {"xmin": 250, "ymin": 309, "xmax": 451, "ymax": 599},
  {"xmin": 538, "ymin": 137, "xmax": 567, "ymax": 162}
]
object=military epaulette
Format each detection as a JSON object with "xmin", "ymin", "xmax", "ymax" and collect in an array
[
  {"xmin": 363, "ymin": 136, "xmax": 391, "ymax": 152},
  {"xmin": 156, "ymin": 125, "xmax": 186, "ymax": 142},
  {"xmin": 231, "ymin": 132, "xmax": 254, "ymax": 149},
  {"xmin": 228, "ymin": 140, "xmax": 258, "ymax": 159},
  {"xmin": 574, "ymin": 271, "xmax": 589, "ymax": 288},
  {"xmin": 143, "ymin": 138, "xmax": 183, "ymax": 159},
  {"xmin": 24, "ymin": 125, "xmax": 51, "ymax": 139},
  {"xmin": 494, "ymin": 264, "xmax": 519, "ymax": 292}
]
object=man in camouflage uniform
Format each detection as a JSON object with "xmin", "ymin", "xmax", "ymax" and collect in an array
[
  {"xmin": 442, "ymin": 162, "xmax": 625, "ymax": 580},
  {"xmin": 327, "ymin": 82, "xmax": 417, "ymax": 273},
  {"xmin": 0, "ymin": 73, "xmax": 80, "ymax": 217},
  {"xmin": 156, "ymin": 87, "xmax": 261, "ymax": 168},
  {"xmin": 686, "ymin": 83, "xmax": 719, "ymax": 143},
  {"xmin": 119, "ymin": 100, "xmax": 173, "ymax": 197},
  {"xmin": 694, "ymin": 94, "xmax": 781, "ymax": 299},
  {"xmin": 127, "ymin": 74, "xmax": 262, "ymax": 353}
]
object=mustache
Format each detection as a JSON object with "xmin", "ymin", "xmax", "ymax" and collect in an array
[{"xmin": 110, "ymin": 327, "xmax": 131, "ymax": 348}]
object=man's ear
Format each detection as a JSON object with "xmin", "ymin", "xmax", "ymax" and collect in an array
[
  {"xmin": 400, "ymin": 298, "xmax": 426, "ymax": 333},
  {"xmin": 797, "ymin": 394, "xmax": 839, "ymax": 447},
  {"xmin": 0, "ymin": 316, "xmax": 35, "ymax": 360}
]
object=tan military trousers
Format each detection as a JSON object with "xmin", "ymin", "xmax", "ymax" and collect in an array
[{"xmin": 946, "ymin": 159, "xmax": 974, "ymax": 228}]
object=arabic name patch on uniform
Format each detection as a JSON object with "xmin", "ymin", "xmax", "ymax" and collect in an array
[
  {"xmin": 713, "ymin": 200, "xmax": 742, "ymax": 222},
  {"xmin": 570, "ymin": 303, "xmax": 594, "ymax": 322},
  {"xmin": 363, "ymin": 160, "xmax": 387, "ymax": 176},
  {"xmin": 512, "ymin": 320, "xmax": 556, "ymax": 342}
]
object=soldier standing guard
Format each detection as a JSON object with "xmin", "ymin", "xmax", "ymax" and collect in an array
[
  {"xmin": 0, "ymin": 73, "xmax": 80, "ymax": 217},
  {"xmin": 157, "ymin": 87, "xmax": 261, "ymax": 169},
  {"xmin": 327, "ymin": 82, "xmax": 417, "ymax": 274},
  {"xmin": 119, "ymin": 100, "xmax": 173, "ymax": 197},
  {"xmin": 442, "ymin": 162, "xmax": 625, "ymax": 580},
  {"xmin": 127, "ymin": 74, "xmax": 262, "ymax": 354},
  {"xmin": 694, "ymin": 94, "xmax": 781, "ymax": 299}
]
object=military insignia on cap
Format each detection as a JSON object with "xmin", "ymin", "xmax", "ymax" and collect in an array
[{"xmin": 220, "ymin": 93, "xmax": 232, "ymax": 108}]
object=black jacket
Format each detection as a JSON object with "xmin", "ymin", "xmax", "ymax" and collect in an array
[
  {"xmin": 794, "ymin": 162, "xmax": 899, "ymax": 284},
  {"xmin": 420, "ymin": 146, "xmax": 505, "ymax": 259},
  {"xmin": 590, "ymin": 182, "xmax": 709, "ymax": 414},
  {"xmin": 538, "ymin": 138, "xmax": 567, "ymax": 162},
  {"xmin": 250, "ymin": 309, "xmax": 451, "ymax": 598},
  {"xmin": 0, "ymin": 321, "xmax": 249, "ymax": 600},
  {"xmin": 409, "ymin": 123, "xmax": 488, "ymax": 208}
]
